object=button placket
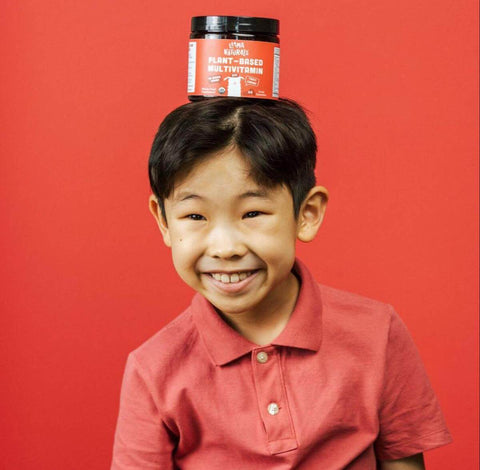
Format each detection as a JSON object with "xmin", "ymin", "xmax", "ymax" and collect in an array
[{"xmin": 251, "ymin": 346, "xmax": 298, "ymax": 455}]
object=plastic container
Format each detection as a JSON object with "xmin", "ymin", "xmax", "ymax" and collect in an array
[{"xmin": 187, "ymin": 16, "xmax": 280, "ymax": 100}]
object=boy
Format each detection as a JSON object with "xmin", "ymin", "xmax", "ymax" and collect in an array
[{"xmin": 111, "ymin": 98, "xmax": 452, "ymax": 469}]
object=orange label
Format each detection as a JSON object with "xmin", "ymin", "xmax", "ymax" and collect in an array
[{"xmin": 187, "ymin": 39, "xmax": 280, "ymax": 99}]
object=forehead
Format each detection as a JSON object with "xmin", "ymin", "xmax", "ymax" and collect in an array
[{"xmin": 170, "ymin": 148, "xmax": 280, "ymax": 201}]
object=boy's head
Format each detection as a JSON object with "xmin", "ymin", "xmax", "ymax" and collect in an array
[
  {"xmin": 148, "ymin": 98, "xmax": 328, "ymax": 322},
  {"xmin": 149, "ymin": 97, "xmax": 319, "ymax": 220}
]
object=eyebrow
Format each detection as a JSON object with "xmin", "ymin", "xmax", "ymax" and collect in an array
[
  {"xmin": 173, "ymin": 189, "xmax": 271, "ymax": 203},
  {"xmin": 238, "ymin": 189, "xmax": 270, "ymax": 200},
  {"xmin": 175, "ymin": 192, "xmax": 203, "ymax": 202}
]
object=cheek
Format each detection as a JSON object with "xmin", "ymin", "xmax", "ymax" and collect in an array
[
  {"xmin": 250, "ymin": 228, "xmax": 297, "ymax": 261},
  {"xmin": 169, "ymin": 225, "xmax": 192, "ymax": 249},
  {"xmin": 269, "ymin": 223, "xmax": 298, "ymax": 263},
  {"xmin": 170, "ymin": 234, "xmax": 202, "ymax": 270},
  {"xmin": 170, "ymin": 245, "xmax": 201, "ymax": 288}
]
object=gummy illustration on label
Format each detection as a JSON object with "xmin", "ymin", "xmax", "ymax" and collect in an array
[{"xmin": 187, "ymin": 39, "xmax": 280, "ymax": 99}]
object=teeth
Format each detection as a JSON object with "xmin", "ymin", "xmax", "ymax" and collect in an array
[{"xmin": 211, "ymin": 271, "xmax": 252, "ymax": 283}]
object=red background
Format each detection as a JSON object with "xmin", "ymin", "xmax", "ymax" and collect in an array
[{"xmin": 1, "ymin": 1, "xmax": 478, "ymax": 468}]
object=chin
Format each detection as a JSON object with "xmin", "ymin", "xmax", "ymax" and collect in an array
[{"xmin": 209, "ymin": 297, "xmax": 258, "ymax": 315}]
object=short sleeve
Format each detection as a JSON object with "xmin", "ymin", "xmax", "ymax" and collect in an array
[
  {"xmin": 111, "ymin": 353, "xmax": 178, "ymax": 469},
  {"xmin": 374, "ymin": 306, "xmax": 453, "ymax": 460}
]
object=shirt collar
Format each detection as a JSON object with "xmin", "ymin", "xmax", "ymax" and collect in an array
[{"xmin": 191, "ymin": 258, "xmax": 323, "ymax": 366}]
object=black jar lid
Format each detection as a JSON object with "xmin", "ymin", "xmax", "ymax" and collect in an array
[{"xmin": 191, "ymin": 16, "xmax": 279, "ymax": 35}]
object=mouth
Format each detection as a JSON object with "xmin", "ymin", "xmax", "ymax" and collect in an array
[
  {"xmin": 203, "ymin": 270, "xmax": 260, "ymax": 293},
  {"xmin": 208, "ymin": 270, "xmax": 256, "ymax": 284}
]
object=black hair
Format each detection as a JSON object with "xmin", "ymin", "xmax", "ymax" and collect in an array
[{"xmin": 148, "ymin": 97, "xmax": 317, "ymax": 219}]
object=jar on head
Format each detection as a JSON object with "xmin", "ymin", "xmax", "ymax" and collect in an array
[{"xmin": 187, "ymin": 16, "xmax": 280, "ymax": 101}]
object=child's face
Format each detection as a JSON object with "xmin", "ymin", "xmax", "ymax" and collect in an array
[{"xmin": 149, "ymin": 147, "xmax": 326, "ymax": 320}]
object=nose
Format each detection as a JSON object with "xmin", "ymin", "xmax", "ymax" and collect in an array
[{"xmin": 205, "ymin": 222, "xmax": 248, "ymax": 259}]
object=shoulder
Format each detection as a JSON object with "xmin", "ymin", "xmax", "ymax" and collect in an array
[
  {"xmin": 317, "ymin": 283, "xmax": 400, "ymax": 350},
  {"xmin": 319, "ymin": 283, "xmax": 395, "ymax": 321},
  {"xmin": 128, "ymin": 305, "xmax": 199, "ymax": 377}
]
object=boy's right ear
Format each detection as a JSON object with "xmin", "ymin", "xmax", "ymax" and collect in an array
[{"xmin": 148, "ymin": 194, "xmax": 171, "ymax": 247}]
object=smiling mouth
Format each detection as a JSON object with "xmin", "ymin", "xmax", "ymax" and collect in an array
[{"xmin": 207, "ymin": 271, "xmax": 256, "ymax": 284}]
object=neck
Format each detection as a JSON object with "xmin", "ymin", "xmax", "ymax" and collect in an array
[{"xmin": 218, "ymin": 272, "xmax": 300, "ymax": 346}]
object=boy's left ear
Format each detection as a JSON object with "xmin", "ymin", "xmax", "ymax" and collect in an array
[{"xmin": 296, "ymin": 186, "xmax": 329, "ymax": 242}]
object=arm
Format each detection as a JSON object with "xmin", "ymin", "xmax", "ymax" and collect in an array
[
  {"xmin": 379, "ymin": 453, "xmax": 425, "ymax": 470},
  {"xmin": 374, "ymin": 307, "xmax": 452, "ymax": 461},
  {"xmin": 111, "ymin": 354, "xmax": 177, "ymax": 470}
]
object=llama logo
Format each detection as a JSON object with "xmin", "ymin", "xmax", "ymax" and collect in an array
[{"xmin": 224, "ymin": 76, "xmax": 245, "ymax": 97}]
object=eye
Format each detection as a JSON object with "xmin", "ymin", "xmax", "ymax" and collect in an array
[
  {"xmin": 243, "ymin": 211, "xmax": 262, "ymax": 219},
  {"xmin": 186, "ymin": 214, "xmax": 206, "ymax": 221}
]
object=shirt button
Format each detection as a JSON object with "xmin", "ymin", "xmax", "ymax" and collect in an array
[
  {"xmin": 256, "ymin": 351, "xmax": 269, "ymax": 363},
  {"xmin": 267, "ymin": 402, "xmax": 280, "ymax": 416}
]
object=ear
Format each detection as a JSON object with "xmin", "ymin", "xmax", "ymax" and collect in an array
[
  {"xmin": 148, "ymin": 194, "xmax": 171, "ymax": 247},
  {"xmin": 296, "ymin": 186, "xmax": 329, "ymax": 242}
]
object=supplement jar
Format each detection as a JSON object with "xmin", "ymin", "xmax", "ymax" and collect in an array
[{"xmin": 187, "ymin": 16, "xmax": 280, "ymax": 100}]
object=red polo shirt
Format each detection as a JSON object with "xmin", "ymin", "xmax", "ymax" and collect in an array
[{"xmin": 111, "ymin": 259, "xmax": 452, "ymax": 469}]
